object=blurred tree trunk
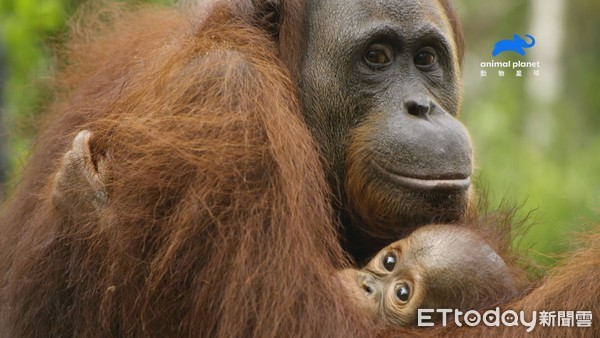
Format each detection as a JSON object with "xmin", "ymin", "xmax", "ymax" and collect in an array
[{"xmin": 524, "ymin": 0, "xmax": 565, "ymax": 148}]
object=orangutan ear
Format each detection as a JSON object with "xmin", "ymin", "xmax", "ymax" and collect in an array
[{"xmin": 52, "ymin": 130, "xmax": 108, "ymax": 216}]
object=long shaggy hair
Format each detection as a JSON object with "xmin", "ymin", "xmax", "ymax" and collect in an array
[
  {"xmin": 0, "ymin": 1, "xmax": 598, "ymax": 337},
  {"xmin": 0, "ymin": 3, "xmax": 371, "ymax": 336}
]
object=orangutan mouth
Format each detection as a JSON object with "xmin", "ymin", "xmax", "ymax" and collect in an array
[{"xmin": 372, "ymin": 161, "xmax": 471, "ymax": 191}]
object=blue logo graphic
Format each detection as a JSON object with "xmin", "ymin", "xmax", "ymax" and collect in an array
[{"xmin": 492, "ymin": 34, "xmax": 536, "ymax": 57}]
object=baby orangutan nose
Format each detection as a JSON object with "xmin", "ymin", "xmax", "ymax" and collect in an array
[
  {"xmin": 359, "ymin": 273, "xmax": 378, "ymax": 297},
  {"xmin": 337, "ymin": 269, "xmax": 380, "ymax": 319}
]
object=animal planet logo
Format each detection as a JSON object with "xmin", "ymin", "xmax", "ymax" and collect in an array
[
  {"xmin": 480, "ymin": 34, "xmax": 540, "ymax": 78},
  {"xmin": 492, "ymin": 34, "xmax": 536, "ymax": 57}
]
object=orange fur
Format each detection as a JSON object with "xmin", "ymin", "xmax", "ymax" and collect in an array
[
  {"xmin": 0, "ymin": 3, "xmax": 371, "ymax": 337},
  {"xmin": 0, "ymin": 1, "xmax": 598, "ymax": 337}
]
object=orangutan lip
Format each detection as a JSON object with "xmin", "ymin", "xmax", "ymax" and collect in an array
[{"xmin": 372, "ymin": 161, "xmax": 471, "ymax": 191}]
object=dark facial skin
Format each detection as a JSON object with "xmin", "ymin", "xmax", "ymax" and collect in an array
[
  {"xmin": 338, "ymin": 225, "xmax": 517, "ymax": 327},
  {"xmin": 300, "ymin": 0, "xmax": 473, "ymax": 259}
]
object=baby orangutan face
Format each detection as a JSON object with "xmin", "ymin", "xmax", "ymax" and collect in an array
[{"xmin": 338, "ymin": 224, "xmax": 516, "ymax": 327}]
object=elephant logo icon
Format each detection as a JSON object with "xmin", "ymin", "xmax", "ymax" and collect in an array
[{"xmin": 492, "ymin": 34, "xmax": 536, "ymax": 57}]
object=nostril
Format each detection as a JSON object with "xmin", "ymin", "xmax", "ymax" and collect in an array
[
  {"xmin": 405, "ymin": 99, "xmax": 431, "ymax": 117},
  {"xmin": 361, "ymin": 282, "xmax": 373, "ymax": 294}
]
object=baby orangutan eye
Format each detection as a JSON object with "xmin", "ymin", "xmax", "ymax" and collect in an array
[
  {"xmin": 382, "ymin": 252, "xmax": 397, "ymax": 271},
  {"xmin": 395, "ymin": 283, "xmax": 410, "ymax": 303}
]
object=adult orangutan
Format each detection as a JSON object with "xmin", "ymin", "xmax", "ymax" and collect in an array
[{"xmin": 0, "ymin": 0, "xmax": 598, "ymax": 337}]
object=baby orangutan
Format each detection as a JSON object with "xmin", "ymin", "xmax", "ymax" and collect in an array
[{"xmin": 338, "ymin": 224, "xmax": 517, "ymax": 327}]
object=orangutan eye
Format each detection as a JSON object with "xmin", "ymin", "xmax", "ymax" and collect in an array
[
  {"xmin": 396, "ymin": 283, "xmax": 411, "ymax": 303},
  {"xmin": 382, "ymin": 252, "xmax": 396, "ymax": 271},
  {"xmin": 414, "ymin": 47, "xmax": 437, "ymax": 69},
  {"xmin": 364, "ymin": 44, "xmax": 393, "ymax": 67}
]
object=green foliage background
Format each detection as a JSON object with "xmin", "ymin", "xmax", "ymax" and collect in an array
[
  {"xmin": 456, "ymin": 0, "xmax": 600, "ymax": 265},
  {"xmin": 1, "ymin": 0, "xmax": 598, "ymax": 266}
]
